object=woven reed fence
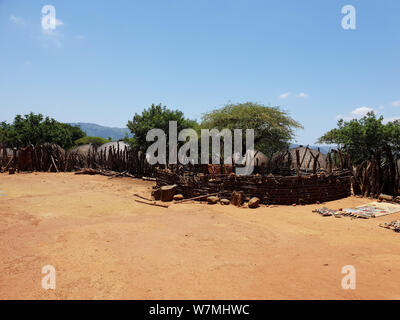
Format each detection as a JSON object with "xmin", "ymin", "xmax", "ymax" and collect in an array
[{"xmin": 155, "ymin": 169, "xmax": 352, "ymax": 205}]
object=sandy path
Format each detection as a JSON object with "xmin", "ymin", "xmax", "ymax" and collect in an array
[{"xmin": 0, "ymin": 172, "xmax": 399, "ymax": 299}]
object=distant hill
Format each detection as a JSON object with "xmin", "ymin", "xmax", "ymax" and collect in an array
[{"xmin": 70, "ymin": 123, "xmax": 131, "ymax": 141}]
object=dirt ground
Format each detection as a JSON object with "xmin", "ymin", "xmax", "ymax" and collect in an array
[{"xmin": 0, "ymin": 172, "xmax": 400, "ymax": 300}]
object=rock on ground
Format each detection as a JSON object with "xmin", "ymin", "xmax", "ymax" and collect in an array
[
  {"xmin": 220, "ymin": 199, "xmax": 230, "ymax": 205},
  {"xmin": 248, "ymin": 197, "xmax": 260, "ymax": 208},
  {"xmin": 173, "ymin": 194, "xmax": 184, "ymax": 201},
  {"xmin": 207, "ymin": 196, "xmax": 219, "ymax": 204}
]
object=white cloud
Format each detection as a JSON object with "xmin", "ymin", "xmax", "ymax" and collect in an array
[
  {"xmin": 279, "ymin": 92, "xmax": 291, "ymax": 99},
  {"xmin": 392, "ymin": 100, "xmax": 400, "ymax": 107},
  {"xmin": 351, "ymin": 106, "xmax": 374, "ymax": 117},
  {"xmin": 297, "ymin": 92, "xmax": 309, "ymax": 98},
  {"xmin": 75, "ymin": 34, "xmax": 85, "ymax": 40},
  {"xmin": 383, "ymin": 117, "xmax": 400, "ymax": 124},
  {"xmin": 378, "ymin": 105, "xmax": 385, "ymax": 110},
  {"xmin": 9, "ymin": 15, "xmax": 25, "ymax": 25},
  {"xmin": 336, "ymin": 106, "xmax": 375, "ymax": 121}
]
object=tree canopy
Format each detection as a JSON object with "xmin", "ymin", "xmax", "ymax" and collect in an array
[
  {"xmin": 127, "ymin": 104, "xmax": 199, "ymax": 151},
  {"xmin": 317, "ymin": 112, "xmax": 400, "ymax": 164},
  {"xmin": 0, "ymin": 113, "xmax": 86, "ymax": 150},
  {"xmin": 75, "ymin": 136, "xmax": 111, "ymax": 146},
  {"xmin": 201, "ymin": 102, "xmax": 302, "ymax": 157}
]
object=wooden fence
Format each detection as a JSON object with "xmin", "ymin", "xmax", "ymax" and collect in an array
[
  {"xmin": 0, "ymin": 144, "xmax": 155, "ymax": 177},
  {"xmin": 2, "ymin": 143, "xmax": 400, "ymax": 199},
  {"xmin": 155, "ymin": 169, "xmax": 352, "ymax": 205}
]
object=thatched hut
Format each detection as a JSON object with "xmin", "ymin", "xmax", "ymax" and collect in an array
[
  {"xmin": 232, "ymin": 150, "xmax": 269, "ymax": 167},
  {"xmin": 271, "ymin": 146, "xmax": 327, "ymax": 171},
  {"xmin": 68, "ymin": 144, "xmax": 96, "ymax": 157}
]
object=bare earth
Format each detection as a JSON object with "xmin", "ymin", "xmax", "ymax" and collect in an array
[{"xmin": 0, "ymin": 172, "xmax": 399, "ymax": 300}]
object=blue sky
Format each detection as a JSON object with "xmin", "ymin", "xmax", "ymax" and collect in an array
[{"xmin": 1, "ymin": 0, "xmax": 399, "ymax": 144}]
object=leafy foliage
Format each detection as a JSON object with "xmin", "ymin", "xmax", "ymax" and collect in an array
[
  {"xmin": 201, "ymin": 102, "xmax": 302, "ymax": 157},
  {"xmin": 75, "ymin": 136, "xmax": 110, "ymax": 146},
  {"xmin": 1, "ymin": 113, "xmax": 86, "ymax": 150},
  {"xmin": 317, "ymin": 112, "xmax": 400, "ymax": 164},
  {"xmin": 0, "ymin": 121, "xmax": 15, "ymax": 147},
  {"xmin": 127, "ymin": 104, "xmax": 199, "ymax": 151}
]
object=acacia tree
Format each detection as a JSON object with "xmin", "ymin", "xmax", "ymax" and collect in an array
[
  {"xmin": 201, "ymin": 102, "xmax": 302, "ymax": 157},
  {"xmin": 127, "ymin": 104, "xmax": 199, "ymax": 151}
]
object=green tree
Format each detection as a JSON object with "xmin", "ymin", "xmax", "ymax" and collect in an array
[
  {"xmin": 2, "ymin": 113, "xmax": 86, "ymax": 150},
  {"xmin": 127, "ymin": 104, "xmax": 199, "ymax": 151},
  {"xmin": 0, "ymin": 121, "xmax": 15, "ymax": 147},
  {"xmin": 201, "ymin": 102, "xmax": 302, "ymax": 157},
  {"xmin": 75, "ymin": 136, "xmax": 109, "ymax": 146},
  {"xmin": 66, "ymin": 124, "xmax": 86, "ymax": 143},
  {"xmin": 317, "ymin": 112, "xmax": 400, "ymax": 164}
]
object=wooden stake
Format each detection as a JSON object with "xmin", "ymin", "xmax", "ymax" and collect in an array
[
  {"xmin": 295, "ymin": 149, "xmax": 301, "ymax": 176},
  {"xmin": 133, "ymin": 193, "xmax": 154, "ymax": 202},
  {"xmin": 175, "ymin": 192, "xmax": 219, "ymax": 203},
  {"xmin": 51, "ymin": 155, "xmax": 59, "ymax": 172},
  {"xmin": 134, "ymin": 199, "xmax": 169, "ymax": 208}
]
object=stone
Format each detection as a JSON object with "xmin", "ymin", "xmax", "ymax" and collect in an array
[
  {"xmin": 207, "ymin": 196, "xmax": 219, "ymax": 204},
  {"xmin": 231, "ymin": 191, "xmax": 244, "ymax": 207},
  {"xmin": 220, "ymin": 199, "xmax": 230, "ymax": 205},
  {"xmin": 173, "ymin": 194, "xmax": 184, "ymax": 201},
  {"xmin": 160, "ymin": 185, "xmax": 177, "ymax": 202},
  {"xmin": 248, "ymin": 197, "xmax": 260, "ymax": 209},
  {"xmin": 379, "ymin": 194, "xmax": 394, "ymax": 202}
]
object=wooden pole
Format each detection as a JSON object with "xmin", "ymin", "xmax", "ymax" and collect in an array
[{"xmin": 295, "ymin": 149, "xmax": 301, "ymax": 176}]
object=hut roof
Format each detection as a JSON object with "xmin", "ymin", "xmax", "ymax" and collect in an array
[
  {"xmin": 68, "ymin": 144, "xmax": 95, "ymax": 156},
  {"xmin": 233, "ymin": 150, "xmax": 269, "ymax": 166},
  {"xmin": 272, "ymin": 147, "xmax": 327, "ymax": 170}
]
